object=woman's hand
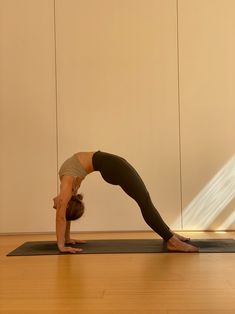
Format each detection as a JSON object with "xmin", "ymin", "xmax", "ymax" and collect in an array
[
  {"xmin": 65, "ymin": 238, "xmax": 87, "ymax": 245},
  {"xmin": 59, "ymin": 246, "xmax": 83, "ymax": 254}
]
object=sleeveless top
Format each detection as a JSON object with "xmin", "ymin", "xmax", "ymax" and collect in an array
[{"xmin": 58, "ymin": 154, "xmax": 88, "ymax": 179}]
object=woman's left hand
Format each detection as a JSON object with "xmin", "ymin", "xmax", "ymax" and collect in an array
[{"xmin": 65, "ymin": 238, "xmax": 87, "ymax": 245}]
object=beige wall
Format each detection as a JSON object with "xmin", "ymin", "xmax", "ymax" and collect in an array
[
  {"xmin": 55, "ymin": 0, "xmax": 181, "ymax": 232},
  {"xmin": 0, "ymin": 0, "xmax": 234, "ymax": 233},
  {"xmin": 0, "ymin": 0, "xmax": 57, "ymax": 233},
  {"xmin": 178, "ymin": 0, "xmax": 235, "ymax": 230}
]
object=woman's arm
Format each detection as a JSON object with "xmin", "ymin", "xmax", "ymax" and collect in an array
[
  {"xmin": 55, "ymin": 176, "xmax": 82, "ymax": 253},
  {"xmin": 65, "ymin": 221, "xmax": 71, "ymax": 242},
  {"xmin": 65, "ymin": 220, "xmax": 87, "ymax": 244}
]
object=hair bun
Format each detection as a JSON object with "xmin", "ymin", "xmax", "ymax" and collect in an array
[
  {"xmin": 71, "ymin": 194, "xmax": 83, "ymax": 202},
  {"xmin": 76, "ymin": 194, "xmax": 83, "ymax": 201}
]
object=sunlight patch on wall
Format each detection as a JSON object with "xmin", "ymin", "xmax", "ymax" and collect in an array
[
  {"xmin": 182, "ymin": 155, "xmax": 235, "ymax": 230},
  {"xmin": 218, "ymin": 210, "xmax": 235, "ymax": 230}
]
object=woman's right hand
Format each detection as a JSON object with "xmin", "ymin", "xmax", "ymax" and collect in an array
[{"xmin": 59, "ymin": 246, "xmax": 83, "ymax": 254}]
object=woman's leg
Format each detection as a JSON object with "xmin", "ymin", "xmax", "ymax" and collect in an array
[
  {"xmin": 93, "ymin": 151, "xmax": 173, "ymax": 241},
  {"xmin": 93, "ymin": 151, "xmax": 198, "ymax": 252}
]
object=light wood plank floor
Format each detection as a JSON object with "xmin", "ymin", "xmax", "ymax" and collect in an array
[{"xmin": 1, "ymin": 231, "xmax": 235, "ymax": 314}]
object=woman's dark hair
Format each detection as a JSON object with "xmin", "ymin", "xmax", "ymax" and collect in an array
[{"xmin": 66, "ymin": 194, "xmax": 85, "ymax": 221}]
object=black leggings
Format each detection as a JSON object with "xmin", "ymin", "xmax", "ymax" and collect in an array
[{"xmin": 92, "ymin": 151, "xmax": 173, "ymax": 241}]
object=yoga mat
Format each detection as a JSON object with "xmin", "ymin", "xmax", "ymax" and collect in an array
[{"xmin": 6, "ymin": 239, "xmax": 235, "ymax": 256}]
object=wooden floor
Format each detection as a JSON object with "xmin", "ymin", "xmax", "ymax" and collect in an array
[{"xmin": 1, "ymin": 231, "xmax": 235, "ymax": 314}]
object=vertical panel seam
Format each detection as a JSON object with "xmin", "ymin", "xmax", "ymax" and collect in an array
[
  {"xmin": 176, "ymin": 0, "xmax": 183, "ymax": 229},
  {"xmin": 53, "ymin": 0, "xmax": 59, "ymax": 194}
]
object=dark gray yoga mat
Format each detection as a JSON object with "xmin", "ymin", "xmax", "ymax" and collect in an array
[{"xmin": 6, "ymin": 239, "xmax": 235, "ymax": 256}]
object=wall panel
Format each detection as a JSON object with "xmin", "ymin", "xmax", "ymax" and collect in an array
[
  {"xmin": 56, "ymin": 0, "xmax": 181, "ymax": 231},
  {"xmin": 179, "ymin": 0, "xmax": 235, "ymax": 230},
  {"xmin": 0, "ymin": 0, "xmax": 57, "ymax": 232}
]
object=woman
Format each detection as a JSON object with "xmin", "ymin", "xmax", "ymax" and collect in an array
[{"xmin": 53, "ymin": 151, "xmax": 198, "ymax": 253}]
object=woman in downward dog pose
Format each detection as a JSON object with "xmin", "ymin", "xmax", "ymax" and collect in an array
[{"xmin": 53, "ymin": 151, "xmax": 198, "ymax": 253}]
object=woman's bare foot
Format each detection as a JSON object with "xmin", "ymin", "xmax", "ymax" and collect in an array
[
  {"xmin": 172, "ymin": 231, "xmax": 190, "ymax": 242},
  {"xmin": 167, "ymin": 235, "xmax": 198, "ymax": 252}
]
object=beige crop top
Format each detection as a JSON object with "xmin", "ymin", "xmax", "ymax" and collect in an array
[{"xmin": 58, "ymin": 154, "xmax": 88, "ymax": 179}]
